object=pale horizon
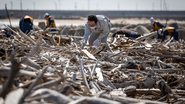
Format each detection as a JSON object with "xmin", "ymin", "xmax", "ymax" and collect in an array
[{"xmin": 0, "ymin": 0, "xmax": 185, "ymax": 11}]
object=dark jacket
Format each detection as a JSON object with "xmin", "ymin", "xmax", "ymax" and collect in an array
[
  {"xmin": 112, "ymin": 29, "xmax": 141, "ymax": 39},
  {"xmin": 45, "ymin": 16, "xmax": 56, "ymax": 28},
  {"xmin": 162, "ymin": 27, "xmax": 179, "ymax": 41},
  {"xmin": 19, "ymin": 18, "xmax": 33, "ymax": 34},
  {"xmin": 152, "ymin": 21, "xmax": 165, "ymax": 31}
]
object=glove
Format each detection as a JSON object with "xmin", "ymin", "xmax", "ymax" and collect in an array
[
  {"xmin": 81, "ymin": 40, "xmax": 86, "ymax": 49},
  {"xmin": 81, "ymin": 43, "xmax": 86, "ymax": 49},
  {"xmin": 157, "ymin": 29, "xmax": 163, "ymax": 36}
]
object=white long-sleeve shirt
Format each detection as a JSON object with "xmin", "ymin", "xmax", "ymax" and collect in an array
[{"xmin": 83, "ymin": 15, "xmax": 111, "ymax": 44}]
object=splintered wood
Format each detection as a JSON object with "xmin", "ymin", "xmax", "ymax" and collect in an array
[{"xmin": 0, "ymin": 22, "xmax": 185, "ymax": 104}]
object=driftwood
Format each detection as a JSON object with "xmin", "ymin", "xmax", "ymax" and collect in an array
[
  {"xmin": 100, "ymin": 94, "xmax": 166, "ymax": 104},
  {"xmin": 29, "ymin": 88, "xmax": 72, "ymax": 104},
  {"xmin": 19, "ymin": 30, "xmax": 36, "ymax": 45},
  {"xmin": 27, "ymin": 34, "xmax": 43, "ymax": 57},
  {"xmin": 18, "ymin": 66, "xmax": 49, "ymax": 104},
  {"xmin": 81, "ymin": 49, "xmax": 97, "ymax": 60},
  {"xmin": 0, "ymin": 57, "xmax": 20, "ymax": 98},
  {"xmin": 0, "ymin": 66, "xmax": 37, "ymax": 77},
  {"xmin": 77, "ymin": 56, "xmax": 91, "ymax": 93},
  {"xmin": 135, "ymin": 25, "xmax": 150, "ymax": 35},
  {"xmin": 5, "ymin": 88, "xmax": 24, "ymax": 104},
  {"xmin": 136, "ymin": 31, "xmax": 158, "ymax": 41},
  {"xmin": 21, "ymin": 57, "xmax": 41, "ymax": 69},
  {"xmin": 0, "ymin": 20, "xmax": 185, "ymax": 104},
  {"xmin": 135, "ymin": 89, "xmax": 185, "ymax": 96},
  {"xmin": 0, "ymin": 97, "xmax": 4, "ymax": 104},
  {"xmin": 69, "ymin": 96, "xmax": 121, "ymax": 104},
  {"xmin": 33, "ymin": 77, "xmax": 62, "ymax": 90}
]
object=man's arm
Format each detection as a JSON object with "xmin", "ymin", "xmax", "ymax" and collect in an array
[
  {"xmin": 83, "ymin": 24, "xmax": 91, "ymax": 45},
  {"xmin": 157, "ymin": 22, "xmax": 165, "ymax": 28},
  {"xmin": 98, "ymin": 20, "xmax": 110, "ymax": 39},
  {"xmin": 45, "ymin": 18, "xmax": 51, "ymax": 28}
]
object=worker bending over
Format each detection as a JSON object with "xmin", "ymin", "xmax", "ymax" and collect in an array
[
  {"xmin": 44, "ymin": 13, "xmax": 56, "ymax": 29},
  {"xmin": 150, "ymin": 17, "xmax": 165, "ymax": 32},
  {"xmin": 19, "ymin": 15, "xmax": 33, "ymax": 34},
  {"xmin": 82, "ymin": 15, "xmax": 111, "ymax": 48},
  {"xmin": 112, "ymin": 29, "xmax": 141, "ymax": 41},
  {"xmin": 158, "ymin": 27, "xmax": 179, "ymax": 42}
]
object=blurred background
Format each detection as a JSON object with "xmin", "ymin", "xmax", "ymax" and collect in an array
[
  {"xmin": 0, "ymin": 0, "xmax": 185, "ymax": 26},
  {"xmin": 1, "ymin": 0, "xmax": 185, "ymax": 11}
]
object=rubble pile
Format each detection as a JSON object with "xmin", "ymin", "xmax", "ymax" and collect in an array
[{"xmin": 0, "ymin": 22, "xmax": 185, "ymax": 104}]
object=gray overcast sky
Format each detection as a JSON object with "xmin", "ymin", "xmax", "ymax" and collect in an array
[{"xmin": 0, "ymin": 0, "xmax": 185, "ymax": 11}]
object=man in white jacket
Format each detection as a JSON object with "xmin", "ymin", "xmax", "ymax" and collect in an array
[{"xmin": 82, "ymin": 15, "xmax": 111, "ymax": 48}]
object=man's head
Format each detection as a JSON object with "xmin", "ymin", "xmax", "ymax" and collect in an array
[
  {"xmin": 87, "ymin": 15, "xmax": 98, "ymax": 28},
  {"xmin": 24, "ymin": 15, "xmax": 33, "ymax": 23},
  {"xmin": 44, "ymin": 13, "xmax": 50, "ymax": 19}
]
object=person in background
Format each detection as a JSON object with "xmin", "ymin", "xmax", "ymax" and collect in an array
[
  {"xmin": 112, "ymin": 29, "xmax": 141, "ymax": 41},
  {"xmin": 150, "ymin": 17, "xmax": 165, "ymax": 39},
  {"xmin": 150, "ymin": 17, "xmax": 165, "ymax": 32},
  {"xmin": 158, "ymin": 26, "xmax": 179, "ymax": 42},
  {"xmin": 19, "ymin": 15, "xmax": 33, "ymax": 34},
  {"xmin": 82, "ymin": 15, "xmax": 111, "ymax": 48},
  {"xmin": 44, "ymin": 13, "xmax": 56, "ymax": 29}
]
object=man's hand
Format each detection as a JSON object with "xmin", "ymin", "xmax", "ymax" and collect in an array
[
  {"xmin": 81, "ymin": 42, "xmax": 86, "ymax": 49},
  {"xmin": 81, "ymin": 40, "xmax": 86, "ymax": 49}
]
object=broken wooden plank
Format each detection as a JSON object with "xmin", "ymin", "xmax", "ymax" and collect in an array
[
  {"xmin": 5, "ymin": 88, "xmax": 24, "ymax": 104},
  {"xmin": 136, "ymin": 31, "xmax": 157, "ymax": 41},
  {"xmin": 80, "ymin": 49, "xmax": 97, "ymax": 60},
  {"xmin": 101, "ymin": 94, "xmax": 166, "ymax": 104}
]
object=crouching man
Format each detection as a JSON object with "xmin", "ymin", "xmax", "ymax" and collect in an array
[
  {"xmin": 112, "ymin": 29, "xmax": 141, "ymax": 41},
  {"xmin": 158, "ymin": 27, "xmax": 179, "ymax": 42},
  {"xmin": 82, "ymin": 15, "xmax": 111, "ymax": 48},
  {"xmin": 19, "ymin": 15, "xmax": 33, "ymax": 34}
]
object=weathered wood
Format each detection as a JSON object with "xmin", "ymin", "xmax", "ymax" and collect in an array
[
  {"xmin": 0, "ymin": 97, "xmax": 4, "ymax": 104},
  {"xmin": 69, "ymin": 96, "xmax": 121, "ymax": 104},
  {"xmin": 135, "ymin": 25, "xmax": 150, "ymax": 35},
  {"xmin": 18, "ymin": 66, "xmax": 49, "ymax": 104},
  {"xmin": 136, "ymin": 89, "xmax": 185, "ymax": 96},
  {"xmin": 77, "ymin": 56, "xmax": 91, "ymax": 93},
  {"xmin": 5, "ymin": 88, "xmax": 24, "ymax": 104},
  {"xmin": 29, "ymin": 88, "xmax": 72, "ymax": 104},
  {"xmin": 0, "ymin": 66, "xmax": 37, "ymax": 77},
  {"xmin": 162, "ymin": 37, "xmax": 174, "ymax": 49},
  {"xmin": 136, "ymin": 31, "xmax": 158, "ymax": 41},
  {"xmin": 19, "ymin": 30, "xmax": 36, "ymax": 45},
  {"xmin": 3, "ymin": 25, "xmax": 22, "ymax": 38},
  {"xmin": 1, "ymin": 21, "xmax": 185, "ymax": 104},
  {"xmin": 33, "ymin": 77, "xmax": 62, "ymax": 90},
  {"xmin": 101, "ymin": 94, "xmax": 166, "ymax": 104},
  {"xmin": 81, "ymin": 49, "xmax": 97, "ymax": 60},
  {"xmin": 0, "ymin": 57, "xmax": 20, "ymax": 98},
  {"xmin": 21, "ymin": 57, "xmax": 41, "ymax": 69}
]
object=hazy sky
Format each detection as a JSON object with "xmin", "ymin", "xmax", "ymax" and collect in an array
[{"xmin": 0, "ymin": 0, "xmax": 185, "ymax": 11}]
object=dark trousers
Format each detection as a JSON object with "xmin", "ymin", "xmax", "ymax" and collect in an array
[
  {"xmin": 162, "ymin": 30, "xmax": 179, "ymax": 42},
  {"xmin": 125, "ymin": 33, "xmax": 141, "ymax": 39}
]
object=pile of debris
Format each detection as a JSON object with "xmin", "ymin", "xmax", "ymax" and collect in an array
[{"xmin": 0, "ymin": 23, "xmax": 185, "ymax": 104}]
